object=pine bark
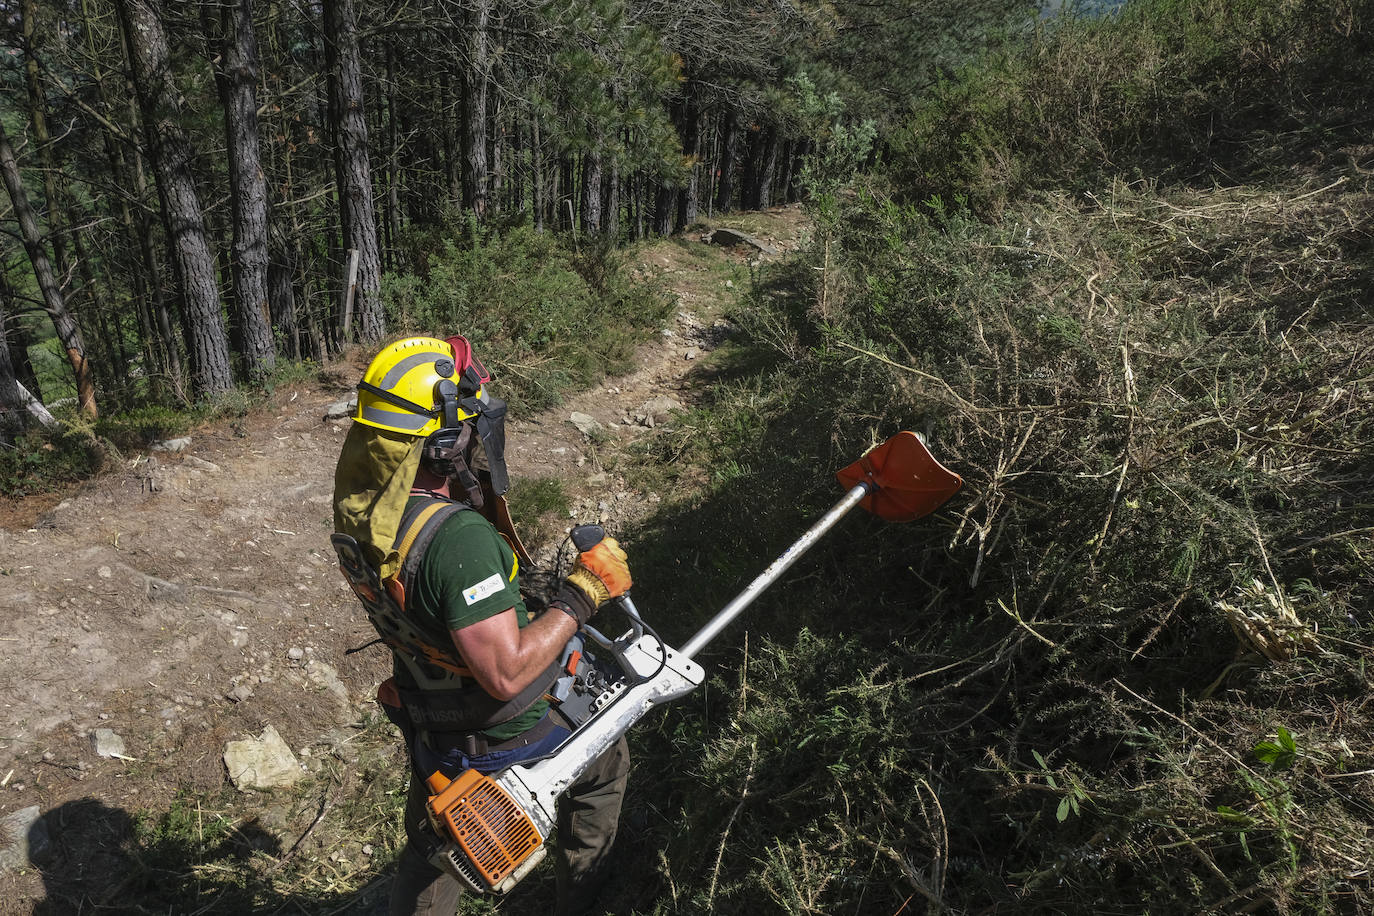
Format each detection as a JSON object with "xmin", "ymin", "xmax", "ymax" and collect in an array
[
  {"xmin": 653, "ymin": 182, "xmax": 675, "ymax": 236},
  {"xmin": 677, "ymin": 98, "xmax": 702, "ymax": 228},
  {"xmin": 0, "ymin": 117, "xmax": 98, "ymax": 418},
  {"xmin": 715, "ymin": 109, "xmax": 739, "ymax": 214},
  {"xmin": 384, "ymin": 43, "xmax": 401, "ymax": 267},
  {"xmin": 323, "ymin": 0, "xmax": 384, "ymax": 343},
  {"xmin": 603, "ymin": 158, "xmax": 620, "ymax": 240},
  {"xmin": 532, "ymin": 116, "xmax": 544, "ymax": 231},
  {"xmin": 268, "ymin": 220, "xmax": 299, "ymax": 359},
  {"xmin": 0, "ymin": 299, "xmax": 58, "ymax": 437},
  {"xmin": 756, "ymin": 126, "xmax": 779, "ymax": 209},
  {"xmin": 118, "ymin": 0, "xmax": 234, "ymax": 398},
  {"xmin": 21, "ymin": 0, "xmax": 71, "ymax": 278},
  {"xmin": 215, "ymin": 0, "xmax": 276, "ymax": 379},
  {"xmin": 581, "ymin": 154, "xmax": 603, "ymax": 233},
  {"xmin": 463, "ymin": 0, "xmax": 491, "ymax": 220},
  {"xmin": 0, "ymin": 299, "xmax": 28, "ymax": 441}
]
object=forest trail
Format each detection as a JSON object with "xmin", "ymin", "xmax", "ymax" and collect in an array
[{"xmin": 0, "ymin": 205, "xmax": 807, "ymax": 909}]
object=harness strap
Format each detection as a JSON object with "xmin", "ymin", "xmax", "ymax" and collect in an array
[
  {"xmin": 395, "ymin": 500, "xmax": 453, "ymax": 576},
  {"xmin": 390, "ymin": 498, "xmax": 473, "ymax": 677},
  {"xmin": 395, "ymin": 666, "xmax": 560, "ymax": 739},
  {"xmin": 389, "ymin": 496, "xmax": 557, "ymax": 734},
  {"xmin": 337, "ymin": 496, "xmax": 559, "ymax": 738}
]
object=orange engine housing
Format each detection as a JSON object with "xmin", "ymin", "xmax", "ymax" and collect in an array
[{"xmin": 426, "ymin": 768, "xmax": 544, "ymax": 890}]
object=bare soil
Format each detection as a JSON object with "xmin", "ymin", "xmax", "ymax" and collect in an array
[{"xmin": 0, "ymin": 206, "xmax": 807, "ymax": 913}]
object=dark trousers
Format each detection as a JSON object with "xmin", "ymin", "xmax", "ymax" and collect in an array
[{"xmin": 389, "ymin": 736, "xmax": 630, "ymax": 916}]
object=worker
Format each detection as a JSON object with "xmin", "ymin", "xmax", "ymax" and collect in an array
[{"xmin": 332, "ymin": 336, "xmax": 631, "ymax": 916}]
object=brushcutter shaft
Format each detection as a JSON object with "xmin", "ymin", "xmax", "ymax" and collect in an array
[{"xmin": 679, "ymin": 482, "xmax": 872, "ymax": 660}]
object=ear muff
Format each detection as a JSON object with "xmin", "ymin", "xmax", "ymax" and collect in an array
[{"xmin": 435, "ymin": 378, "xmax": 460, "ymax": 430}]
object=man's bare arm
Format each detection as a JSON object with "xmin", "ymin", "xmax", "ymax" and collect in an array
[{"xmin": 451, "ymin": 608, "xmax": 576, "ymax": 701}]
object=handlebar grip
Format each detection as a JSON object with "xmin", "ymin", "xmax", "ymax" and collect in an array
[{"xmin": 570, "ymin": 524, "xmax": 606, "ymax": 552}]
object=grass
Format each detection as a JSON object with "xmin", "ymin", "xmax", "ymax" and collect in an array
[
  {"xmin": 600, "ymin": 4, "xmax": 1374, "ymax": 910},
  {"xmin": 505, "ymin": 475, "xmax": 572, "ymax": 548}
]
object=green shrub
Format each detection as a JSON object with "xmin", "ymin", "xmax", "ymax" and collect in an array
[
  {"xmin": 94, "ymin": 405, "xmax": 195, "ymax": 452},
  {"xmin": 889, "ymin": 0, "xmax": 1374, "ymax": 212},
  {"xmin": 622, "ymin": 64, "xmax": 1374, "ymax": 910},
  {"xmin": 0, "ymin": 430, "xmax": 105, "ymax": 497},
  {"xmin": 382, "ymin": 225, "xmax": 670, "ymax": 410}
]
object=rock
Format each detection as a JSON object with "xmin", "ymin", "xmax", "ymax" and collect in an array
[
  {"xmin": 287, "ymin": 647, "xmax": 304, "ymax": 661},
  {"xmin": 224, "ymin": 725, "xmax": 302, "ymax": 790},
  {"xmin": 640, "ymin": 396, "xmax": 683, "ymax": 424},
  {"xmin": 725, "ymin": 279, "xmax": 735, "ymax": 289},
  {"xmin": 684, "ymin": 349, "xmax": 699, "ymax": 360},
  {"xmin": 144, "ymin": 575, "xmax": 186, "ymax": 603},
  {"xmin": 97, "ymin": 566, "xmax": 112, "ymax": 579},
  {"xmin": 91, "ymin": 728, "xmax": 127, "ymax": 758},
  {"xmin": 586, "ymin": 472, "xmax": 610, "ymax": 487},
  {"xmin": 184, "ymin": 456, "xmax": 220, "ymax": 472},
  {"xmin": 568, "ymin": 412, "xmax": 604, "ymax": 437},
  {"xmin": 708, "ymin": 227, "xmax": 778, "ymax": 255},
  {"xmin": 0, "ymin": 806, "xmax": 49, "ymax": 875},
  {"xmin": 324, "ymin": 395, "xmax": 358, "ymax": 420},
  {"xmin": 150, "ymin": 437, "xmax": 192, "ymax": 453},
  {"xmin": 227, "ymin": 684, "xmax": 253, "ymax": 703},
  {"xmin": 305, "ymin": 660, "xmax": 351, "ymax": 708}
]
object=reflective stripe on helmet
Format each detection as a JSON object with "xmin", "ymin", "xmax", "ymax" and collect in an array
[
  {"xmin": 380, "ymin": 351, "xmax": 451, "ymax": 389},
  {"xmin": 361, "ymin": 404, "xmax": 433, "ymax": 432}
]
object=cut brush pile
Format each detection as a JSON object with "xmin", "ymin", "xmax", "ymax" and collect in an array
[{"xmin": 621, "ymin": 5, "xmax": 1374, "ymax": 906}]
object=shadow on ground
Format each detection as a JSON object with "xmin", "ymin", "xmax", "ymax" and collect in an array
[{"xmin": 26, "ymin": 797, "xmax": 392, "ymax": 915}]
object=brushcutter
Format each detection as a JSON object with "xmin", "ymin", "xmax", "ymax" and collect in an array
[{"xmin": 421, "ymin": 431, "xmax": 963, "ymax": 894}]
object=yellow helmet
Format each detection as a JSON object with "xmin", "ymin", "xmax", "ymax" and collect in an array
[{"xmin": 354, "ymin": 336, "xmax": 483, "ymax": 437}]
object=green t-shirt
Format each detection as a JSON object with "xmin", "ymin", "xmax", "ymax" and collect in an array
[{"xmin": 403, "ymin": 497, "xmax": 548, "ymax": 741}]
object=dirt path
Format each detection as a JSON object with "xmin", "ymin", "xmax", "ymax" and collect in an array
[{"xmin": 0, "ymin": 206, "xmax": 807, "ymax": 910}]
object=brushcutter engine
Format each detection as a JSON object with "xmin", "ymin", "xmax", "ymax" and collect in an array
[{"xmin": 424, "ymin": 598, "xmax": 703, "ymax": 893}]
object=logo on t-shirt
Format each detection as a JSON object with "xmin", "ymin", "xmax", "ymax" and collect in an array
[{"xmin": 462, "ymin": 572, "xmax": 505, "ymax": 606}]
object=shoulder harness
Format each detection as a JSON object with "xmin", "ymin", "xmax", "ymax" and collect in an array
[{"xmin": 332, "ymin": 497, "xmax": 557, "ymax": 733}]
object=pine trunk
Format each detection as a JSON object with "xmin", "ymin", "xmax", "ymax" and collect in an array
[
  {"xmin": 581, "ymin": 154, "xmax": 603, "ymax": 234},
  {"xmin": 654, "ymin": 182, "xmax": 675, "ymax": 236},
  {"xmin": 0, "ymin": 117, "xmax": 98, "ymax": 417},
  {"xmin": 384, "ymin": 42, "xmax": 401, "ymax": 270},
  {"xmin": 604, "ymin": 158, "xmax": 620, "ymax": 240},
  {"xmin": 119, "ymin": 0, "xmax": 233, "ymax": 398},
  {"xmin": 216, "ymin": 0, "xmax": 276, "ymax": 380},
  {"xmin": 559, "ymin": 156, "xmax": 575, "ymax": 230},
  {"xmin": 121, "ymin": 81, "xmax": 186, "ymax": 399},
  {"xmin": 677, "ymin": 98, "xmax": 702, "ymax": 228},
  {"xmin": 0, "ymin": 274, "xmax": 42, "ymax": 398},
  {"xmin": 21, "ymin": 0, "xmax": 69, "ymax": 280},
  {"xmin": 269, "ymin": 220, "xmax": 299, "ymax": 359},
  {"xmin": 463, "ymin": 0, "xmax": 490, "ymax": 220},
  {"xmin": 715, "ymin": 109, "xmax": 739, "ymax": 214},
  {"xmin": 756, "ymin": 127, "xmax": 779, "ymax": 209},
  {"xmin": 323, "ymin": 0, "xmax": 384, "ymax": 343},
  {"xmin": 442, "ymin": 70, "xmax": 462, "ymax": 210},
  {"xmin": 0, "ymin": 298, "xmax": 58, "ymax": 437},
  {"xmin": 532, "ymin": 116, "xmax": 544, "ymax": 231}
]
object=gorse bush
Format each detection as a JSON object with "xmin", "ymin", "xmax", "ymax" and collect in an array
[
  {"xmin": 0, "ymin": 429, "xmax": 105, "ymax": 497},
  {"xmin": 617, "ymin": 1, "xmax": 1374, "ymax": 912},
  {"xmin": 382, "ymin": 223, "xmax": 671, "ymax": 410},
  {"xmin": 890, "ymin": 0, "xmax": 1374, "ymax": 213}
]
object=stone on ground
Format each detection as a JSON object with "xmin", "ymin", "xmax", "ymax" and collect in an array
[{"xmin": 224, "ymin": 724, "xmax": 302, "ymax": 790}]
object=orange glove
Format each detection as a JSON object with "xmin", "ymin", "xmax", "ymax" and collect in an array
[
  {"xmin": 565, "ymin": 537, "xmax": 632, "ymax": 607},
  {"xmin": 552, "ymin": 532, "xmax": 629, "ymax": 626}
]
